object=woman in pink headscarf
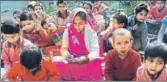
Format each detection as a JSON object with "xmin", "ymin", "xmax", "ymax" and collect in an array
[{"xmin": 54, "ymin": 8, "xmax": 103, "ymax": 81}]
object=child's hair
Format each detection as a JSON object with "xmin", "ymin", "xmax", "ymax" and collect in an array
[
  {"xmin": 134, "ymin": 3, "xmax": 149, "ymax": 15},
  {"xmin": 74, "ymin": 11, "xmax": 87, "ymax": 21},
  {"xmin": 34, "ymin": 3, "xmax": 44, "ymax": 10},
  {"xmin": 20, "ymin": 46, "xmax": 42, "ymax": 69},
  {"xmin": 57, "ymin": 0, "xmax": 67, "ymax": 6},
  {"xmin": 163, "ymin": 33, "xmax": 167, "ymax": 44},
  {"xmin": 13, "ymin": 9, "xmax": 22, "ymax": 16},
  {"xmin": 41, "ymin": 18, "xmax": 47, "ymax": 27},
  {"xmin": 112, "ymin": 14, "xmax": 128, "ymax": 29},
  {"xmin": 83, "ymin": 1, "xmax": 93, "ymax": 9},
  {"xmin": 111, "ymin": 28, "xmax": 132, "ymax": 42},
  {"xmin": 27, "ymin": 4, "xmax": 34, "ymax": 10},
  {"xmin": 20, "ymin": 11, "xmax": 33, "ymax": 21},
  {"xmin": 145, "ymin": 42, "xmax": 167, "ymax": 64},
  {"xmin": 1, "ymin": 20, "xmax": 20, "ymax": 34}
]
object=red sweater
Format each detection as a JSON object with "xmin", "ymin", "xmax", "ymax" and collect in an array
[
  {"xmin": 7, "ymin": 59, "xmax": 59, "ymax": 81},
  {"xmin": 104, "ymin": 49, "xmax": 141, "ymax": 81}
]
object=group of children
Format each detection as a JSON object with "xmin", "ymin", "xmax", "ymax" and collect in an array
[{"xmin": 1, "ymin": 0, "xmax": 167, "ymax": 81}]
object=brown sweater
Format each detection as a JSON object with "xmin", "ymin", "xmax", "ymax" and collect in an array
[{"xmin": 104, "ymin": 49, "xmax": 141, "ymax": 81}]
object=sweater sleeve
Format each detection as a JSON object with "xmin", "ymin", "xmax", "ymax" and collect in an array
[
  {"xmin": 45, "ymin": 60, "xmax": 60, "ymax": 81},
  {"xmin": 132, "ymin": 52, "xmax": 141, "ymax": 81},
  {"xmin": 7, "ymin": 63, "xmax": 21, "ymax": 81},
  {"xmin": 140, "ymin": 22, "xmax": 148, "ymax": 51},
  {"xmin": 2, "ymin": 43, "xmax": 12, "ymax": 69},
  {"xmin": 104, "ymin": 52, "xmax": 114, "ymax": 81}
]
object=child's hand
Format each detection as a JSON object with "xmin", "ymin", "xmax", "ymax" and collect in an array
[
  {"xmin": 132, "ymin": 24, "xmax": 139, "ymax": 30},
  {"xmin": 78, "ymin": 56, "xmax": 89, "ymax": 64}
]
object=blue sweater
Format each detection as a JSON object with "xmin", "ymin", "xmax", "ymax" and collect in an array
[{"xmin": 128, "ymin": 15, "xmax": 148, "ymax": 51}]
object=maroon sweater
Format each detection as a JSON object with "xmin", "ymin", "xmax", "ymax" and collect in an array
[{"xmin": 104, "ymin": 49, "xmax": 141, "ymax": 81}]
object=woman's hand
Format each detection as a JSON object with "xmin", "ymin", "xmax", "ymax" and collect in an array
[{"xmin": 78, "ymin": 56, "xmax": 89, "ymax": 64}]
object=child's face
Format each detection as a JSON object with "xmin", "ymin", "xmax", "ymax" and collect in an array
[
  {"xmin": 145, "ymin": 57, "xmax": 165, "ymax": 75},
  {"xmin": 13, "ymin": 13, "xmax": 20, "ymax": 23},
  {"xmin": 111, "ymin": 18, "xmax": 124, "ymax": 29},
  {"xmin": 4, "ymin": 33, "xmax": 20, "ymax": 44},
  {"xmin": 112, "ymin": 35, "xmax": 132, "ymax": 56},
  {"xmin": 43, "ymin": 22, "xmax": 57, "ymax": 33},
  {"xmin": 34, "ymin": 6, "xmax": 43, "ymax": 16},
  {"xmin": 58, "ymin": 3, "xmax": 67, "ymax": 14},
  {"xmin": 136, "ymin": 10, "xmax": 148, "ymax": 22},
  {"xmin": 21, "ymin": 20, "xmax": 34, "ymax": 31},
  {"xmin": 73, "ymin": 16, "xmax": 86, "ymax": 33},
  {"xmin": 83, "ymin": 4, "xmax": 92, "ymax": 14},
  {"xmin": 28, "ymin": 8, "xmax": 34, "ymax": 14},
  {"xmin": 155, "ymin": 1, "xmax": 165, "ymax": 10}
]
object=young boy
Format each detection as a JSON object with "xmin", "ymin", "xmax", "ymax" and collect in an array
[
  {"xmin": 136, "ymin": 42, "xmax": 167, "ymax": 81},
  {"xmin": 100, "ymin": 14, "xmax": 128, "ymax": 52},
  {"xmin": 7, "ymin": 46, "xmax": 60, "ymax": 81},
  {"xmin": 47, "ymin": 1, "xmax": 70, "ymax": 27},
  {"xmin": 13, "ymin": 9, "xmax": 22, "ymax": 23},
  {"xmin": 104, "ymin": 28, "xmax": 141, "ymax": 81},
  {"xmin": 20, "ymin": 11, "xmax": 50, "ymax": 48},
  {"xmin": 1, "ymin": 20, "xmax": 34, "ymax": 69},
  {"xmin": 147, "ymin": 0, "xmax": 167, "ymax": 24}
]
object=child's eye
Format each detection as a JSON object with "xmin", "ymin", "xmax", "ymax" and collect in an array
[
  {"xmin": 117, "ymin": 42, "xmax": 121, "ymax": 45},
  {"xmin": 157, "ymin": 61, "xmax": 163, "ymax": 65}
]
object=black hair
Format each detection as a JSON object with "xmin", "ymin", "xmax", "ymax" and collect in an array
[
  {"xmin": 27, "ymin": 4, "xmax": 34, "ymax": 10},
  {"xmin": 145, "ymin": 42, "xmax": 167, "ymax": 64},
  {"xmin": 75, "ymin": 11, "xmax": 87, "ymax": 21},
  {"xmin": 163, "ymin": 33, "xmax": 167, "ymax": 44},
  {"xmin": 57, "ymin": 0, "xmax": 67, "ymax": 6},
  {"xmin": 83, "ymin": 1, "xmax": 93, "ymax": 9},
  {"xmin": 20, "ymin": 46, "xmax": 42, "ymax": 69},
  {"xmin": 20, "ymin": 11, "xmax": 33, "ymax": 21},
  {"xmin": 34, "ymin": 3, "xmax": 44, "ymax": 10},
  {"xmin": 134, "ymin": 3, "xmax": 149, "ymax": 15},
  {"xmin": 41, "ymin": 18, "xmax": 47, "ymax": 27},
  {"xmin": 13, "ymin": 10, "xmax": 22, "ymax": 16},
  {"xmin": 112, "ymin": 14, "xmax": 128, "ymax": 29},
  {"xmin": 1, "ymin": 20, "xmax": 20, "ymax": 34}
]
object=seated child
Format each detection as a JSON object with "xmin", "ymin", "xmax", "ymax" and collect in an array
[
  {"xmin": 100, "ymin": 14, "xmax": 128, "ymax": 52},
  {"xmin": 147, "ymin": 0, "xmax": 167, "ymax": 24},
  {"xmin": 41, "ymin": 18, "xmax": 65, "ymax": 56},
  {"xmin": 7, "ymin": 46, "xmax": 60, "ymax": 81},
  {"xmin": 47, "ymin": 1, "xmax": 70, "ymax": 27},
  {"xmin": 136, "ymin": 42, "xmax": 167, "ymax": 81},
  {"xmin": 20, "ymin": 11, "xmax": 50, "ymax": 48},
  {"xmin": 128, "ymin": 3, "xmax": 149, "ymax": 51},
  {"xmin": 1, "ymin": 20, "xmax": 34, "ymax": 69},
  {"xmin": 104, "ymin": 28, "xmax": 141, "ymax": 81}
]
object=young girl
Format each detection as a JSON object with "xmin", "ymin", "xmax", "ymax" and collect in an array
[
  {"xmin": 136, "ymin": 42, "xmax": 167, "ymax": 81},
  {"xmin": 41, "ymin": 18, "xmax": 65, "ymax": 56},
  {"xmin": 20, "ymin": 11, "xmax": 50, "ymax": 48},
  {"xmin": 48, "ymin": 1, "xmax": 70, "ymax": 27},
  {"xmin": 27, "ymin": 1, "xmax": 36, "ymax": 22},
  {"xmin": 54, "ymin": 8, "xmax": 102, "ymax": 81},
  {"xmin": 82, "ymin": 2, "xmax": 98, "ymax": 31},
  {"xmin": 128, "ymin": 3, "xmax": 149, "ymax": 51},
  {"xmin": 1, "ymin": 20, "xmax": 34, "ymax": 69},
  {"xmin": 7, "ymin": 46, "xmax": 60, "ymax": 81},
  {"xmin": 34, "ymin": 3, "xmax": 48, "ymax": 24}
]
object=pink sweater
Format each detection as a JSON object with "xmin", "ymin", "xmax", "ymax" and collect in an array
[{"xmin": 136, "ymin": 64, "xmax": 167, "ymax": 81}]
